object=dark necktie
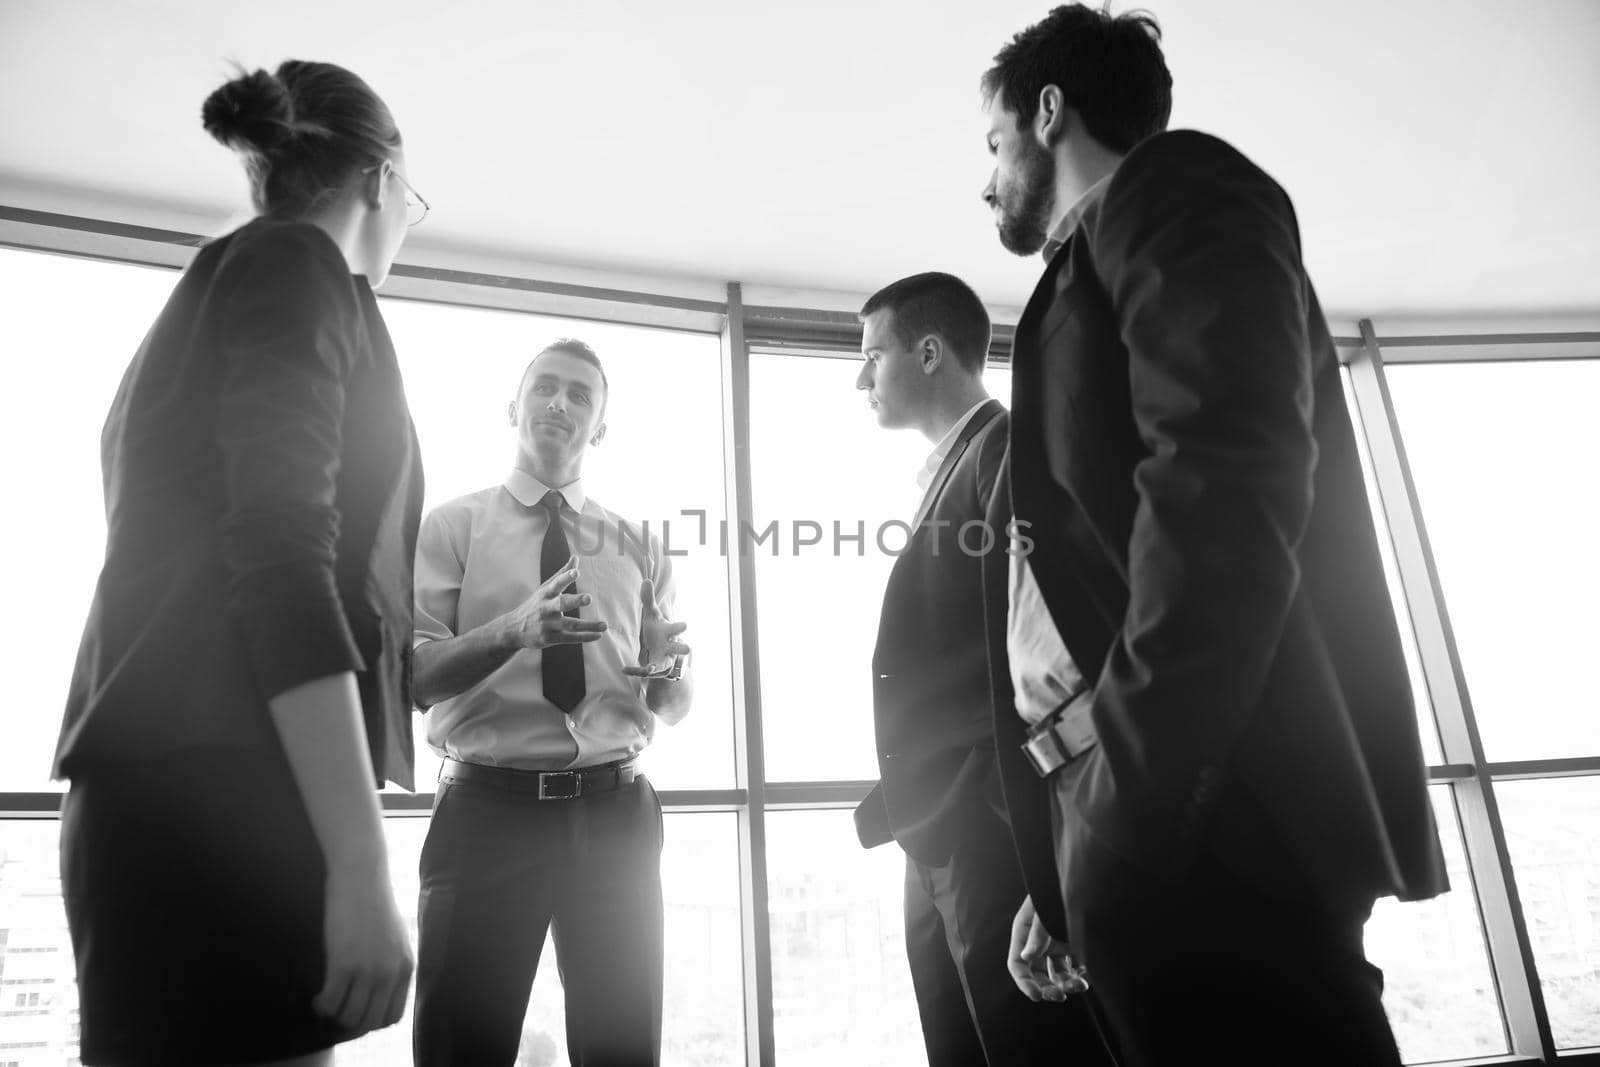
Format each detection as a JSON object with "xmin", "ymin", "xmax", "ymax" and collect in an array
[{"xmin": 539, "ymin": 490, "xmax": 585, "ymax": 712}]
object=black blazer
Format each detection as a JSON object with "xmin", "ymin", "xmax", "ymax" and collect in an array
[
  {"xmin": 994, "ymin": 131, "xmax": 1447, "ymax": 932},
  {"xmin": 855, "ymin": 400, "xmax": 1008, "ymax": 867},
  {"xmin": 54, "ymin": 218, "xmax": 425, "ymax": 789}
]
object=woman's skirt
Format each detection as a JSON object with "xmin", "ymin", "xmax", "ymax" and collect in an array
[{"xmin": 60, "ymin": 743, "xmax": 351, "ymax": 1065}]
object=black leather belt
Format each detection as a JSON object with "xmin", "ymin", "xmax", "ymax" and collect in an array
[
  {"xmin": 441, "ymin": 757, "xmax": 640, "ymax": 800},
  {"xmin": 1022, "ymin": 694, "xmax": 1097, "ymax": 778}
]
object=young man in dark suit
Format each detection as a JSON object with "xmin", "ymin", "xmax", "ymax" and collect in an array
[
  {"xmin": 852, "ymin": 272, "xmax": 1112, "ymax": 1066},
  {"xmin": 976, "ymin": 6, "xmax": 1448, "ymax": 1064}
]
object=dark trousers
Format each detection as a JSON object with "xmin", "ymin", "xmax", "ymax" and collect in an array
[
  {"xmin": 1051, "ymin": 774, "xmax": 1401, "ymax": 1067},
  {"xmin": 413, "ymin": 772, "xmax": 665, "ymax": 1067},
  {"xmin": 905, "ymin": 813, "xmax": 1116, "ymax": 1067}
]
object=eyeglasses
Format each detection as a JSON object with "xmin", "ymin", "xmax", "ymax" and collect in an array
[{"xmin": 363, "ymin": 161, "xmax": 430, "ymax": 227}]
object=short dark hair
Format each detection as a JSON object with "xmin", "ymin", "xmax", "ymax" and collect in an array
[
  {"xmin": 202, "ymin": 60, "xmax": 401, "ymax": 218},
  {"xmin": 521, "ymin": 338, "xmax": 610, "ymax": 403},
  {"xmin": 859, "ymin": 272, "xmax": 992, "ymax": 375},
  {"xmin": 981, "ymin": 3, "xmax": 1172, "ymax": 154}
]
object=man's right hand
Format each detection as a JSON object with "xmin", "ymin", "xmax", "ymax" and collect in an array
[{"xmin": 500, "ymin": 559, "xmax": 609, "ymax": 650}]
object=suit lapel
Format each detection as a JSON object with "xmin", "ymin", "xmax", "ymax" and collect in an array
[
  {"xmin": 910, "ymin": 399, "xmax": 1004, "ymax": 531},
  {"xmin": 1014, "ymin": 252, "xmax": 1058, "ymax": 353},
  {"xmin": 876, "ymin": 400, "xmax": 1004, "ymax": 674},
  {"xmin": 1032, "ymin": 237, "xmax": 1081, "ymax": 353}
]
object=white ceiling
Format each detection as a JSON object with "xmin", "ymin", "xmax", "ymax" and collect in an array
[{"xmin": 3, "ymin": 0, "xmax": 1597, "ymax": 323}]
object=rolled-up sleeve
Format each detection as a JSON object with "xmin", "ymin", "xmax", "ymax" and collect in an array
[
  {"xmin": 215, "ymin": 225, "xmax": 365, "ymax": 701},
  {"xmin": 648, "ymin": 532, "xmax": 676, "ymax": 624},
  {"xmin": 413, "ymin": 505, "xmax": 464, "ymax": 650}
]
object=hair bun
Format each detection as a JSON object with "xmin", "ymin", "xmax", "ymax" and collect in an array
[{"xmin": 202, "ymin": 67, "xmax": 295, "ymax": 153}]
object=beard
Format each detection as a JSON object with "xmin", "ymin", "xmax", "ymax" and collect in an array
[{"xmin": 994, "ymin": 138, "xmax": 1056, "ymax": 257}]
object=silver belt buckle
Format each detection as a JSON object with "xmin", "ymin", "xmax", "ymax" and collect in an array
[
  {"xmin": 1022, "ymin": 697, "xmax": 1097, "ymax": 778},
  {"xmin": 538, "ymin": 770, "xmax": 581, "ymax": 800},
  {"xmin": 1022, "ymin": 730, "xmax": 1068, "ymax": 777}
]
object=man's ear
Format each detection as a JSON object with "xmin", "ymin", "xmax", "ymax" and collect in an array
[
  {"xmin": 507, "ymin": 400, "xmax": 518, "ymax": 427},
  {"xmin": 1035, "ymin": 84, "xmax": 1068, "ymax": 147},
  {"xmin": 590, "ymin": 421, "xmax": 608, "ymax": 447},
  {"xmin": 920, "ymin": 335, "xmax": 943, "ymax": 375}
]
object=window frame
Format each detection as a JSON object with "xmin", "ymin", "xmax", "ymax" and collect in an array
[
  {"xmin": 1344, "ymin": 325, "xmax": 1600, "ymax": 1061},
  {"xmin": 3, "ymin": 206, "xmax": 1599, "ymax": 1066}
]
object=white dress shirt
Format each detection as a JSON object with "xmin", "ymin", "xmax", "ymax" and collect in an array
[
  {"xmin": 916, "ymin": 400, "xmax": 991, "ymax": 498},
  {"xmin": 1007, "ymin": 176, "xmax": 1111, "ymax": 725},
  {"xmin": 413, "ymin": 470, "xmax": 674, "ymax": 770}
]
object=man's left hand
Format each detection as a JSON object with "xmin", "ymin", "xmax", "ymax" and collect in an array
[
  {"xmin": 1007, "ymin": 895, "xmax": 1089, "ymax": 1002},
  {"xmin": 623, "ymin": 578, "xmax": 690, "ymax": 677}
]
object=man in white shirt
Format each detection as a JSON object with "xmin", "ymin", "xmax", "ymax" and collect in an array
[
  {"xmin": 852, "ymin": 272, "xmax": 1112, "ymax": 1066},
  {"xmin": 410, "ymin": 338, "xmax": 691, "ymax": 1067}
]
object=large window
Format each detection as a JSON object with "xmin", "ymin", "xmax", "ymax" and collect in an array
[
  {"xmin": 765, "ymin": 810, "xmax": 920, "ymax": 1066},
  {"xmin": 2, "ymin": 234, "xmax": 1597, "ymax": 1066},
  {"xmin": 0, "ymin": 246, "xmax": 735, "ymax": 797},
  {"xmin": 0, "ymin": 248, "xmax": 178, "ymax": 795},
  {"xmin": 1385, "ymin": 360, "xmax": 1600, "ymax": 765},
  {"xmin": 377, "ymin": 297, "xmax": 735, "ymax": 792},
  {"xmin": 1384, "ymin": 357, "xmax": 1600, "ymax": 1053},
  {"xmin": 747, "ymin": 353, "xmax": 1010, "ymax": 783}
]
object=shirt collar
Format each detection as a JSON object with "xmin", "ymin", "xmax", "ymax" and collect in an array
[
  {"xmin": 1041, "ymin": 173, "xmax": 1113, "ymax": 262},
  {"xmin": 917, "ymin": 400, "xmax": 990, "ymax": 493},
  {"xmin": 505, "ymin": 468, "xmax": 586, "ymax": 514}
]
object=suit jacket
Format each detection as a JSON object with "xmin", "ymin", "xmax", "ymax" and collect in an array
[
  {"xmin": 54, "ymin": 218, "xmax": 426, "ymax": 789},
  {"xmin": 855, "ymin": 400, "xmax": 1009, "ymax": 867},
  {"xmin": 994, "ymin": 130, "xmax": 1447, "ymax": 932}
]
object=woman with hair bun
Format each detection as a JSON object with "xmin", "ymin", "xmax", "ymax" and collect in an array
[{"xmin": 54, "ymin": 60, "xmax": 427, "ymax": 1066}]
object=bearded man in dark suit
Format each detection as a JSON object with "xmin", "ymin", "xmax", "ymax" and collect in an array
[
  {"xmin": 975, "ymin": 6, "xmax": 1448, "ymax": 1064},
  {"xmin": 852, "ymin": 272, "xmax": 1114, "ymax": 1066}
]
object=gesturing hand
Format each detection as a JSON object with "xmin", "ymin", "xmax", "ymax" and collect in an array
[
  {"xmin": 502, "ymin": 558, "xmax": 609, "ymax": 650},
  {"xmin": 622, "ymin": 578, "xmax": 690, "ymax": 677},
  {"xmin": 1007, "ymin": 895, "xmax": 1089, "ymax": 1002}
]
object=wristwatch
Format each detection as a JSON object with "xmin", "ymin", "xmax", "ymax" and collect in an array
[{"xmin": 642, "ymin": 653, "xmax": 689, "ymax": 682}]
